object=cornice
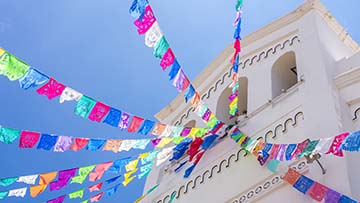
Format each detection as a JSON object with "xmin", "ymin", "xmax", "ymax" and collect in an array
[
  {"xmin": 334, "ymin": 66, "xmax": 360, "ymax": 90},
  {"xmin": 227, "ymin": 160, "xmax": 308, "ymax": 203}
]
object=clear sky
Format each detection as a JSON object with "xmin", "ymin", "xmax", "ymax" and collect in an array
[{"xmin": 0, "ymin": 0, "xmax": 359, "ymax": 202}]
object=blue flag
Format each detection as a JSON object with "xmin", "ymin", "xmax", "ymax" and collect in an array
[{"xmin": 37, "ymin": 134, "xmax": 58, "ymax": 151}]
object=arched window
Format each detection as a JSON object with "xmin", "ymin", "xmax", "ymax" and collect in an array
[
  {"xmin": 271, "ymin": 51, "xmax": 298, "ymax": 99},
  {"xmin": 184, "ymin": 120, "xmax": 196, "ymax": 128},
  {"xmin": 216, "ymin": 87, "xmax": 233, "ymax": 124},
  {"xmin": 216, "ymin": 77, "xmax": 248, "ymax": 123},
  {"xmin": 238, "ymin": 77, "xmax": 248, "ymax": 116}
]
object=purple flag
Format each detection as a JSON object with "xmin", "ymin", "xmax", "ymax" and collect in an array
[
  {"xmin": 47, "ymin": 195, "xmax": 66, "ymax": 203},
  {"xmin": 119, "ymin": 112, "xmax": 131, "ymax": 129},
  {"xmin": 53, "ymin": 136, "xmax": 73, "ymax": 152},
  {"xmin": 50, "ymin": 168, "xmax": 77, "ymax": 191}
]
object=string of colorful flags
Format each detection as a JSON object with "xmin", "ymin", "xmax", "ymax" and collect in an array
[
  {"xmin": 229, "ymin": 129, "xmax": 360, "ymax": 165},
  {"xmin": 128, "ymin": 0, "xmax": 226, "ymax": 129},
  {"xmin": 0, "ymin": 149, "xmax": 163, "ymax": 200},
  {"xmin": 45, "ymin": 176, "xmax": 121, "ymax": 203},
  {"xmin": 128, "ymin": 0, "xmax": 249, "ymax": 180},
  {"xmin": 0, "ymin": 48, "xmax": 212, "ymax": 144},
  {"xmin": 228, "ymin": 0, "xmax": 243, "ymax": 118},
  {"xmin": 282, "ymin": 167, "xmax": 357, "ymax": 202},
  {"xmin": 0, "ymin": 125, "xmax": 183, "ymax": 152}
]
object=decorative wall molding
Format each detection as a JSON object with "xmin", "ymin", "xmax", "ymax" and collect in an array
[
  {"xmin": 229, "ymin": 161, "xmax": 308, "ymax": 203},
  {"xmin": 239, "ymin": 36, "xmax": 300, "ymax": 69},
  {"xmin": 174, "ymin": 35, "xmax": 300, "ymax": 125},
  {"xmin": 353, "ymin": 107, "xmax": 360, "ymax": 121},
  {"xmin": 156, "ymin": 149, "xmax": 249, "ymax": 203},
  {"xmin": 264, "ymin": 111, "xmax": 304, "ymax": 142},
  {"xmin": 155, "ymin": 110, "xmax": 304, "ymax": 202}
]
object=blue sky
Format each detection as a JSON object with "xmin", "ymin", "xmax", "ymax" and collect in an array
[{"xmin": 0, "ymin": 0, "xmax": 358, "ymax": 202}]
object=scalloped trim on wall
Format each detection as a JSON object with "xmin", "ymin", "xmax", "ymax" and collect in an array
[{"xmin": 174, "ymin": 36, "xmax": 300, "ymax": 126}]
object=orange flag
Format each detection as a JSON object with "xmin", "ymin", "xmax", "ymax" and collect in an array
[
  {"xmin": 39, "ymin": 172, "xmax": 57, "ymax": 185},
  {"xmin": 102, "ymin": 140, "xmax": 122, "ymax": 153},
  {"xmin": 151, "ymin": 123, "xmax": 166, "ymax": 136},
  {"xmin": 30, "ymin": 184, "xmax": 47, "ymax": 197}
]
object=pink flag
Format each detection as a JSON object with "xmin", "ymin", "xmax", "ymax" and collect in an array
[
  {"xmin": 134, "ymin": 5, "xmax": 156, "ymax": 35},
  {"xmin": 325, "ymin": 132, "xmax": 349, "ymax": 157},
  {"xmin": 160, "ymin": 49, "xmax": 175, "ymax": 70},
  {"xmin": 88, "ymin": 102, "xmax": 110, "ymax": 122},
  {"xmin": 89, "ymin": 162, "xmax": 113, "ymax": 182},
  {"xmin": 36, "ymin": 78, "xmax": 66, "ymax": 100},
  {"xmin": 90, "ymin": 192, "xmax": 104, "ymax": 202},
  {"xmin": 19, "ymin": 131, "xmax": 40, "ymax": 148}
]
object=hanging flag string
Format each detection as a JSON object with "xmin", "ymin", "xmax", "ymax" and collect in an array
[
  {"xmin": 0, "ymin": 49, "xmax": 211, "ymax": 143},
  {"xmin": 0, "ymin": 125, "xmax": 181, "ymax": 153},
  {"xmin": 281, "ymin": 167, "xmax": 358, "ymax": 202},
  {"xmin": 128, "ymin": 0, "xmax": 228, "ymax": 130},
  {"xmin": 45, "ymin": 174, "xmax": 143, "ymax": 203},
  {"xmin": 172, "ymin": 128, "xmax": 360, "ymax": 177},
  {"xmin": 128, "ymin": 0, "xmax": 249, "ymax": 179},
  {"xmin": 0, "ymin": 148, "xmax": 160, "ymax": 201},
  {"xmin": 0, "ymin": 149, "xmax": 159, "ymax": 200},
  {"xmin": 228, "ymin": 0, "xmax": 243, "ymax": 119}
]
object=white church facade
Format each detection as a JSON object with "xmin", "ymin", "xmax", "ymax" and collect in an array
[{"xmin": 141, "ymin": 0, "xmax": 360, "ymax": 202}]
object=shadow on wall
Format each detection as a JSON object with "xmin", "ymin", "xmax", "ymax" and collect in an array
[
  {"xmin": 271, "ymin": 51, "xmax": 298, "ymax": 99},
  {"xmin": 216, "ymin": 77, "xmax": 248, "ymax": 124}
]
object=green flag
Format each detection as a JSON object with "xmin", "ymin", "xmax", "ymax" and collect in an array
[
  {"xmin": 69, "ymin": 189, "xmax": 84, "ymax": 199},
  {"xmin": 0, "ymin": 52, "xmax": 30, "ymax": 81},
  {"xmin": 74, "ymin": 96, "xmax": 96, "ymax": 118},
  {"xmin": 0, "ymin": 177, "xmax": 17, "ymax": 187},
  {"xmin": 0, "ymin": 127, "xmax": 21, "ymax": 144},
  {"xmin": 235, "ymin": 0, "xmax": 243, "ymax": 11},
  {"xmin": 153, "ymin": 36, "xmax": 169, "ymax": 59},
  {"xmin": 0, "ymin": 191, "xmax": 8, "ymax": 199},
  {"xmin": 71, "ymin": 165, "xmax": 96, "ymax": 184}
]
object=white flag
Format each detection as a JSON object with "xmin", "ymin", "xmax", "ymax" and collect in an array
[
  {"xmin": 16, "ymin": 175, "xmax": 38, "ymax": 185},
  {"xmin": 8, "ymin": 187, "xmax": 27, "ymax": 197}
]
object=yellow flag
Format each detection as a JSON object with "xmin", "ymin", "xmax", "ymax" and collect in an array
[
  {"xmin": 124, "ymin": 169, "xmax": 138, "ymax": 179},
  {"xmin": 188, "ymin": 128, "xmax": 199, "ymax": 139},
  {"xmin": 138, "ymin": 152, "xmax": 149, "ymax": 159},
  {"xmin": 125, "ymin": 160, "xmax": 139, "ymax": 172},
  {"xmin": 0, "ymin": 48, "xmax": 5, "ymax": 56},
  {"xmin": 237, "ymin": 133, "xmax": 246, "ymax": 145},
  {"xmin": 122, "ymin": 175, "xmax": 136, "ymax": 187},
  {"xmin": 157, "ymin": 138, "xmax": 172, "ymax": 148}
]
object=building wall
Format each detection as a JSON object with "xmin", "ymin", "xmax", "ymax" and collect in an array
[{"xmin": 142, "ymin": 1, "xmax": 360, "ymax": 202}]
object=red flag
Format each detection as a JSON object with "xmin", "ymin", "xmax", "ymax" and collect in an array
[
  {"xmin": 88, "ymin": 182, "xmax": 103, "ymax": 192},
  {"xmin": 71, "ymin": 138, "xmax": 89, "ymax": 152},
  {"xmin": 127, "ymin": 116, "xmax": 144, "ymax": 132}
]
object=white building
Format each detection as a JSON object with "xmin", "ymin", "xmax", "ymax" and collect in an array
[{"xmin": 141, "ymin": 0, "xmax": 360, "ymax": 202}]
